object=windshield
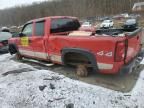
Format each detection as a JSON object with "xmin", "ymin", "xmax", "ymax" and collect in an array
[
  {"xmin": 103, "ymin": 20, "xmax": 111, "ymax": 23},
  {"xmin": 82, "ymin": 22, "xmax": 90, "ymax": 25},
  {"xmin": 125, "ymin": 19, "xmax": 136, "ymax": 24}
]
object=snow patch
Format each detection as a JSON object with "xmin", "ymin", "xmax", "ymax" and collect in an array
[
  {"xmin": 0, "ymin": 54, "xmax": 143, "ymax": 108},
  {"xmin": 140, "ymin": 58, "xmax": 144, "ymax": 64}
]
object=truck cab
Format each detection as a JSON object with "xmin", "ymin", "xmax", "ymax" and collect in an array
[{"xmin": 9, "ymin": 16, "xmax": 80, "ymax": 60}]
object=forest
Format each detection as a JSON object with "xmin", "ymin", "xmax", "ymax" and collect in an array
[{"xmin": 0, "ymin": 0, "xmax": 143, "ymax": 26}]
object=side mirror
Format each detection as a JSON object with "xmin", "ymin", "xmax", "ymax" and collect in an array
[{"xmin": 19, "ymin": 33, "xmax": 25, "ymax": 37}]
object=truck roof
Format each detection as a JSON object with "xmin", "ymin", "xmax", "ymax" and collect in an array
[{"xmin": 26, "ymin": 16, "xmax": 78, "ymax": 24}]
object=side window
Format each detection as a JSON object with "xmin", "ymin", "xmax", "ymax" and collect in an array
[
  {"xmin": 50, "ymin": 18, "xmax": 80, "ymax": 33},
  {"xmin": 22, "ymin": 23, "xmax": 33, "ymax": 36},
  {"xmin": 35, "ymin": 21, "xmax": 45, "ymax": 36}
]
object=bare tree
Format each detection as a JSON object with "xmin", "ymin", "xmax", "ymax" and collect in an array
[{"xmin": 0, "ymin": 0, "xmax": 143, "ymax": 27}]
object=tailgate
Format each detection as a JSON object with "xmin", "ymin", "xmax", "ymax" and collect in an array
[{"xmin": 125, "ymin": 28, "xmax": 142, "ymax": 63}]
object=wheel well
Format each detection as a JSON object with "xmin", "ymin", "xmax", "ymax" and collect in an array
[
  {"xmin": 62, "ymin": 48, "xmax": 99, "ymax": 71},
  {"xmin": 63, "ymin": 52, "xmax": 91, "ymax": 65},
  {"xmin": 8, "ymin": 44, "xmax": 18, "ymax": 55}
]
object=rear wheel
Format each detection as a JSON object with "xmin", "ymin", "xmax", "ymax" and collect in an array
[
  {"xmin": 64, "ymin": 52, "xmax": 91, "ymax": 77},
  {"xmin": 76, "ymin": 64, "xmax": 88, "ymax": 77}
]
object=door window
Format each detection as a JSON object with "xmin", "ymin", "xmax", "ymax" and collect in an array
[
  {"xmin": 22, "ymin": 23, "xmax": 33, "ymax": 36},
  {"xmin": 35, "ymin": 21, "xmax": 45, "ymax": 36}
]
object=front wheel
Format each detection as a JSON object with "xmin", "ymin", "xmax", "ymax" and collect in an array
[{"xmin": 15, "ymin": 53, "xmax": 23, "ymax": 60}]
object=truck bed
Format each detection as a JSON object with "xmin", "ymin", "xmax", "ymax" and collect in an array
[{"xmin": 95, "ymin": 28, "xmax": 139, "ymax": 36}]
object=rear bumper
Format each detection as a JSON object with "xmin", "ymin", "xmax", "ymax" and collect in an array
[{"xmin": 119, "ymin": 49, "xmax": 144, "ymax": 74}]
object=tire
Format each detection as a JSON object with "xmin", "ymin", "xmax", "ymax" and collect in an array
[
  {"xmin": 15, "ymin": 53, "xmax": 23, "ymax": 60},
  {"xmin": 8, "ymin": 44, "xmax": 17, "ymax": 55},
  {"xmin": 76, "ymin": 64, "xmax": 88, "ymax": 77}
]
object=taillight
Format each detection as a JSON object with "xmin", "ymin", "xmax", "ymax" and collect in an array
[
  {"xmin": 115, "ymin": 41, "xmax": 125, "ymax": 62},
  {"xmin": 1, "ymin": 40, "xmax": 8, "ymax": 46}
]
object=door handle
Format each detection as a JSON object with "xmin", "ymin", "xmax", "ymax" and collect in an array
[{"xmin": 29, "ymin": 39, "xmax": 32, "ymax": 43}]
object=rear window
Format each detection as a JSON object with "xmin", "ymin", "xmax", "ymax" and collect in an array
[
  {"xmin": 103, "ymin": 20, "xmax": 111, "ymax": 23},
  {"xmin": 50, "ymin": 18, "xmax": 80, "ymax": 33}
]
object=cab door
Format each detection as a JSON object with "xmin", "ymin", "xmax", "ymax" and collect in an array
[
  {"xmin": 32, "ymin": 20, "xmax": 48, "ymax": 60},
  {"xmin": 18, "ymin": 23, "xmax": 35, "ymax": 57}
]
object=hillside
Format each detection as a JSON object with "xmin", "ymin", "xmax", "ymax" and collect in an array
[{"xmin": 0, "ymin": 0, "xmax": 143, "ymax": 26}]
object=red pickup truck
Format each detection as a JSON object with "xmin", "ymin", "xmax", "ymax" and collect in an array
[{"xmin": 8, "ymin": 16, "xmax": 143, "ymax": 76}]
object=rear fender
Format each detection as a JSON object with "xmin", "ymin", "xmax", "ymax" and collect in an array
[{"xmin": 62, "ymin": 48, "xmax": 99, "ymax": 71}]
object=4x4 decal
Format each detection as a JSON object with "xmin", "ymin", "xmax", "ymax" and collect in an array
[{"xmin": 97, "ymin": 51, "xmax": 113, "ymax": 57}]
